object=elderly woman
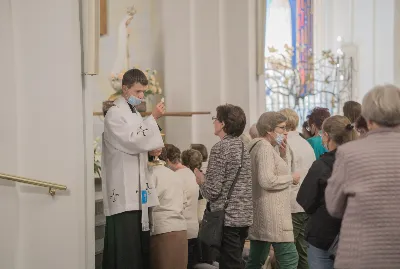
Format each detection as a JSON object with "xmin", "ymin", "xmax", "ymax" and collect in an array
[
  {"xmin": 164, "ymin": 144, "xmax": 200, "ymax": 269},
  {"xmin": 279, "ymin": 108, "xmax": 316, "ymax": 269},
  {"xmin": 325, "ymin": 84, "xmax": 400, "ymax": 269},
  {"xmin": 297, "ymin": 115, "xmax": 357, "ymax": 269},
  {"xmin": 194, "ymin": 104, "xmax": 253, "ymax": 269},
  {"xmin": 149, "ymin": 148, "xmax": 188, "ymax": 269},
  {"xmin": 246, "ymin": 112, "xmax": 300, "ymax": 269}
]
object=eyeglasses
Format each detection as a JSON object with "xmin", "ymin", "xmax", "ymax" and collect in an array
[
  {"xmin": 276, "ymin": 126, "xmax": 287, "ymax": 131},
  {"xmin": 212, "ymin": 116, "xmax": 217, "ymax": 121}
]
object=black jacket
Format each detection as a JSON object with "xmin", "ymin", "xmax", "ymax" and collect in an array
[{"xmin": 296, "ymin": 150, "xmax": 342, "ymax": 250}]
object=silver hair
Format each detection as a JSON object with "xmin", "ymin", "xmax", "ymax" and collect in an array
[
  {"xmin": 257, "ymin": 112, "xmax": 287, "ymax": 137},
  {"xmin": 249, "ymin": 124, "xmax": 259, "ymax": 139},
  {"xmin": 362, "ymin": 84, "xmax": 400, "ymax": 127}
]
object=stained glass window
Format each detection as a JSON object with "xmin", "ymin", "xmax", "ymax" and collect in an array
[{"xmin": 265, "ymin": 0, "xmax": 353, "ymax": 127}]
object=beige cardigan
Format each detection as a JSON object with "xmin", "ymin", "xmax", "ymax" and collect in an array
[{"xmin": 248, "ymin": 138, "xmax": 294, "ymax": 242}]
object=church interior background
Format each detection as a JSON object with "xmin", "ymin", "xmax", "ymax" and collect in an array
[{"xmin": 0, "ymin": 0, "xmax": 399, "ymax": 268}]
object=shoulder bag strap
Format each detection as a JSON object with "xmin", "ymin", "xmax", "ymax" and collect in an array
[
  {"xmin": 249, "ymin": 140, "xmax": 262, "ymax": 153},
  {"xmin": 224, "ymin": 142, "xmax": 245, "ymax": 209}
]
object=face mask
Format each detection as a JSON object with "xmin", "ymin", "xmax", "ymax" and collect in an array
[
  {"xmin": 275, "ymin": 133, "xmax": 285, "ymax": 145},
  {"xmin": 127, "ymin": 95, "xmax": 142, "ymax": 106}
]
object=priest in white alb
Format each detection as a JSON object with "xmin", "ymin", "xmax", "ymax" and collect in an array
[{"xmin": 101, "ymin": 68, "xmax": 165, "ymax": 269}]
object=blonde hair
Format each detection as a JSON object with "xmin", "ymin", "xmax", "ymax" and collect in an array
[
  {"xmin": 362, "ymin": 84, "xmax": 400, "ymax": 127},
  {"xmin": 181, "ymin": 149, "xmax": 203, "ymax": 172},
  {"xmin": 257, "ymin": 112, "xmax": 287, "ymax": 137},
  {"xmin": 279, "ymin": 108, "xmax": 299, "ymax": 131},
  {"xmin": 322, "ymin": 115, "xmax": 357, "ymax": 145}
]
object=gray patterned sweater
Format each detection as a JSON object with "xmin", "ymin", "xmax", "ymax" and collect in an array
[{"xmin": 199, "ymin": 135, "xmax": 253, "ymax": 227}]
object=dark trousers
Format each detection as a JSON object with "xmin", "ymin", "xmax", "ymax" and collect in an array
[
  {"xmin": 102, "ymin": 210, "xmax": 150, "ymax": 269},
  {"xmin": 219, "ymin": 226, "xmax": 249, "ymax": 269},
  {"xmin": 292, "ymin": 212, "xmax": 309, "ymax": 269},
  {"xmin": 188, "ymin": 238, "xmax": 198, "ymax": 269}
]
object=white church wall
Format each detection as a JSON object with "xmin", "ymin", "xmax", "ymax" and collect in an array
[
  {"xmin": 0, "ymin": 1, "xmax": 19, "ymax": 268},
  {"xmin": 0, "ymin": 0, "xmax": 89, "ymax": 269},
  {"xmin": 161, "ymin": 0, "xmax": 259, "ymax": 151},
  {"xmin": 319, "ymin": 0, "xmax": 398, "ymax": 102}
]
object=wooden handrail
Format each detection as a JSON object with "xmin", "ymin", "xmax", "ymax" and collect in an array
[{"xmin": 93, "ymin": 111, "xmax": 211, "ymax": 117}]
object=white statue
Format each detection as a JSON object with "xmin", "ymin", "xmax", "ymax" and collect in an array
[{"xmin": 111, "ymin": 5, "xmax": 136, "ymax": 76}]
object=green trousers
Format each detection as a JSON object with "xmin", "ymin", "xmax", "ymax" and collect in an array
[
  {"xmin": 245, "ymin": 240, "xmax": 298, "ymax": 269},
  {"xmin": 292, "ymin": 212, "xmax": 309, "ymax": 269}
]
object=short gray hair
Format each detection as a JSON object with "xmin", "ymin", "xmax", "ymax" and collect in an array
[
  {"xmin": 249, "ymin": 124, "xmax": 259, "ymax": 139},
  {"xmin": 257, "ymin": 112, "xmax": 287, "ymax": 137},
  {"xmin": 362, "ymin": 84, "xmax": 400, "ymax": 127}
]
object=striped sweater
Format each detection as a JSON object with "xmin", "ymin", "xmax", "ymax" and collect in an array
[
  {"xmin": 326, "ymin": 127, "xmax": 400, "ymax": 269},
  {"xmin": 200, "ymin": 135, "xmax": 253, "ymax": 227}
]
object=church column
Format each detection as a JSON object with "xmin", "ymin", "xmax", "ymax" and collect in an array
[{"xmin": 161, "ymin": 0, "xmax": 258, "ymax": 150}]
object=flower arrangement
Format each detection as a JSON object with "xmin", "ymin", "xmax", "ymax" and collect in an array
[
  {"xmin": 94, "ymin": 137, "xmax": 102, "ymax": 178},
  {"xmin": 109, "ymin": 68, "xmax": 162, "ymax": 100}
]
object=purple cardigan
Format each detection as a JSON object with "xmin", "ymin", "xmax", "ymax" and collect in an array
[{"xmin": 325, "ymin": 127, "xmax": 400, "ymax": 269}]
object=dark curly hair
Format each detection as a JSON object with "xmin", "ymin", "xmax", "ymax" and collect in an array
[
  {"xmin": 122, "ymin": 68, "xmax": 148, "ymax": 88},
  {"xmin": 343, "ymin": 101, "xmax": 362, "ymax": 123},
  {"xmin": 181, "ymin": 149, "xmax": 203, "ymax": 172},
  {"xmin": 355, "ymin": 115, "xmax": 368, "ymax": 133},
  {"xmin": 190, "ymin": 144, "xmax": 208, "ymax": 162},
  {"xmin": 307, "ymin": 107, "xmax": 331, "ymax": 130},
  {"xmin": 161, "ymin": 144, "xmax": 181, "ymax": 164},
  {"xmin": 216, "ymin": 104, "xmax": 246, "ymax": 137},
  {"xmin": 158, "ymin": 147, "xmax": 168, "ymax": 162}
]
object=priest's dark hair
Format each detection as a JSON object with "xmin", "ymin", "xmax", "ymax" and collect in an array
[
  {"xmin": 216, "ymin": 104, "xmax": 246, "ymax": 137},
  {"xmin": 122, "ymin": 68, "xmax": 148, "ymax": 88}
]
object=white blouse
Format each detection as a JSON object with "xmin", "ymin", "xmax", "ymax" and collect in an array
[
  {"xmin": 150, "ymin": 165, "xmax": 187, "ymax": 236},
  {"xmin": 175, "ymin": 167, "xmax": 200, "ymax": 239}
]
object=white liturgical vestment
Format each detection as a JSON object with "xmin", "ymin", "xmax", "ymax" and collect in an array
[{"xmin": 102, "ymin": 97, "xmax": 163, "ymax": 216}]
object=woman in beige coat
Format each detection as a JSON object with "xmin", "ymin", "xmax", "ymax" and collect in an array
[{"xmin": 246, "ymin": 112, "xmax": 300, "ymax": 269}]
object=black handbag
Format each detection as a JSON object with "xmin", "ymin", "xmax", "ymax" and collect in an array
[{"xmin": 198, "ymin": 142, "xmax": 244, "ymax": 249}]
